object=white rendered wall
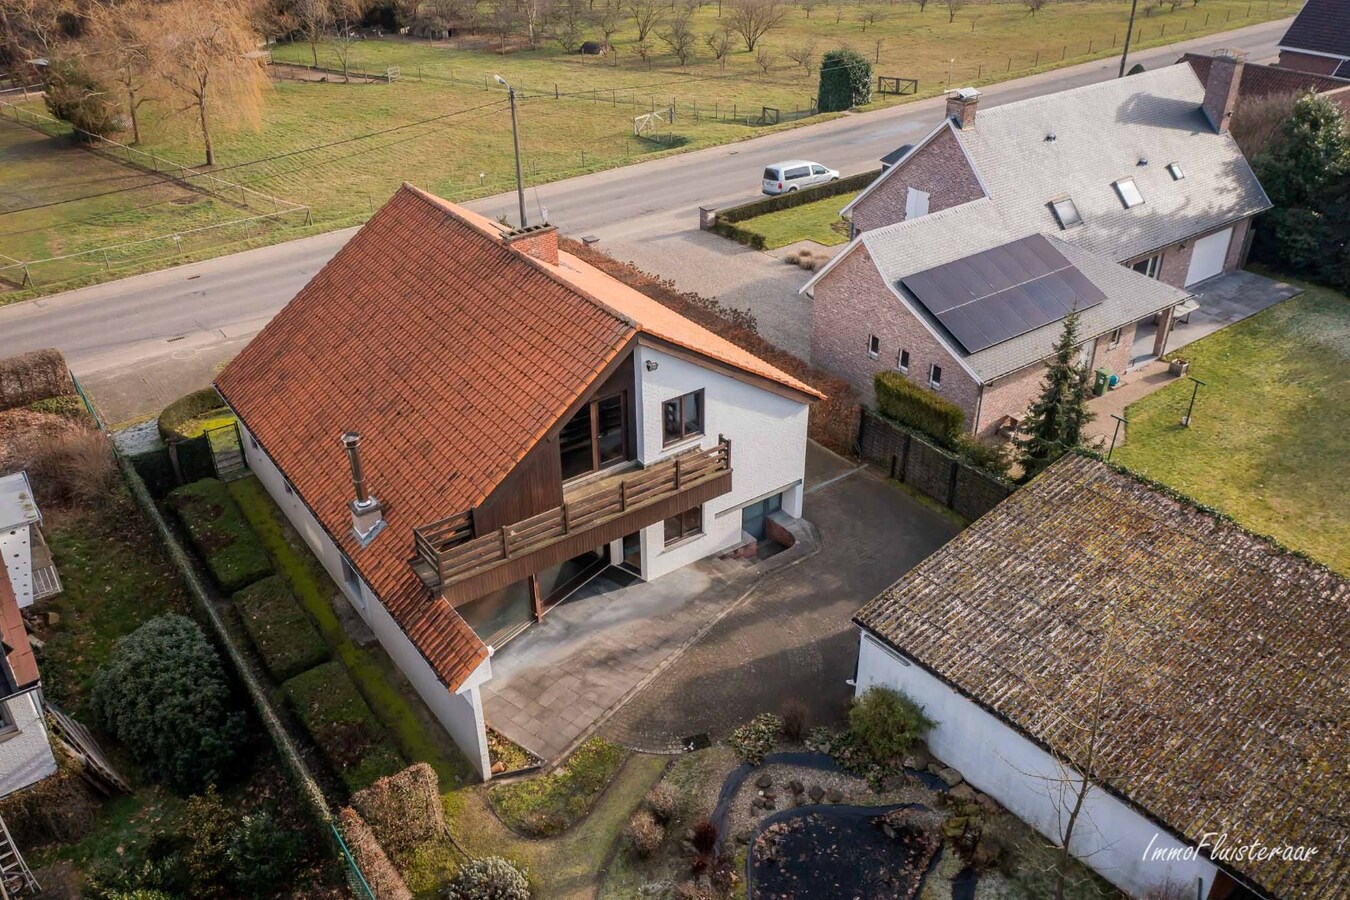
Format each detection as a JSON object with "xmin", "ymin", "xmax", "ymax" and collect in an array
[
  {"xmin": 632, "ymin": 345, "xmax": 809, "ymax": 581},
  {"xmin": 0, "ymin": 689, "xmax": 57, "ymax": 798},
  {"xmin": 0, "ymin": 527, "xmax": 33, "ymax": 609},
  {"xmin": 237, "ymin": 421, "xmax": 493, "ymax": 781},
  {"xmin": 855, "ymin": 632, "xmax": 1220, "ymax": 899}
]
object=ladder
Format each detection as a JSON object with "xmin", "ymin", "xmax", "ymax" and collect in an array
[{"xmin": 0, "ymin": 814, "xmax": 39, "ymax": 898}]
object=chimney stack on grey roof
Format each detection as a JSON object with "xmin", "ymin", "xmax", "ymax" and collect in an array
[
  {"xmin": 946, "ymin": 87, "xmax": 980, "ymax": 131},
  {"xmin": 1201, "ymin": 49, "xmax": 1246, "ymax": 134},
  {"xmin": 341, "ymin": 431, "xmax": 385, "ymax": 547}
]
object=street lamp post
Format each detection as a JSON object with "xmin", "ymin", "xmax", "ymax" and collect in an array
[
  {"xmin": 1118, "ymin": 0, "xmax": 1140, "ymax": 78},
  {"xmin": 495, "ymin": 75, "xmax": 528, "ymax": 229}
]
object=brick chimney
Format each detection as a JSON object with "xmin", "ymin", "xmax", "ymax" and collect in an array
[
  {"xmin": 1202, "ymin": 49, "xmax": 1246, "ymax": 134},
  {"xmin": 341, "ymin": 431, "xmax": 385, "ymax": 547},
  {"xmin": 946, "ymin": 88, "xmax": 980, "ymax": 130},
  {"xmin": 503, "ymin": 223, "xmax": 559, "ymax": 266}
]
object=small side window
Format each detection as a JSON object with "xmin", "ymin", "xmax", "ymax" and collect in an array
[
  {"xmin": 786, "ymin": 166, "xmax": 810, "ymax": 180},
  {"xmin": 929, "ymin": 365, "xmax": 943, "ymax": 390},
  {"xmin": 867, "ymin": 335, "xmax": 880, "ymax": 359},
  {"xmin": 811, "ymin": 164, "xmax": 827, "ymax": 175},
  {"xmin": 1108, "ymin": 328, "xmax": 1123, "ymax": 349},
  {"xmin": 897, "ymin": 349, "xmax": 910, "ymax": 373}
]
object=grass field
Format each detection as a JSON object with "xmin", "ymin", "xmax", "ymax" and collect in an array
[
  {"xmin": 737, "ymin": 188, "xmax": 858, "ymax": 248},
  {"xmin": 0, "ymin": 0, "xmax": 1293, "ymax": 296},
  {"xmin": 1114, "ymin": 284, "xmax": 1349, "ymax": 574}
]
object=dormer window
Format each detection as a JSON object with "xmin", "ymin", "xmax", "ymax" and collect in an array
[
  {"xmin": 1050, "ymin": 197, "xmax": 1082, "ymax": 229},
  {"xmin": 1167, "ymin": 162, "xmax": 1185, "ymax": 180},
  {"xmin": 1114, "ymin": 178, "xmax": 1145, "ymax": 209}
]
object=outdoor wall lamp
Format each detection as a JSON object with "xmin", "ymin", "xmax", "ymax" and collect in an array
[{"xmin": 645, "ymin": 361, "xmax": 659, "ymax": 372}]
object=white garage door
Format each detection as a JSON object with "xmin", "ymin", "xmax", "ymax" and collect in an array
[{"xmin": 1184, "ymin": 227, "xmax": 1232, "ymax": 286}]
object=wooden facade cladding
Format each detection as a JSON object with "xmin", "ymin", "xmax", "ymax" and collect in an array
[{"xmin": 411, "ymin": 439, "xmax": 732, "ymax": 604}]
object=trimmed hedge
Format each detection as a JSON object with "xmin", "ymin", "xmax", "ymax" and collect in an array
[
  {"xmin": 233, "ymin": 576, "xmax": 329, "ymax": 683},
  {"xmin": 874, "ymin": 370, "xmax": 965, "ymax": 448},
  {"xmin": 282, "ymin": 661, "xmax": 404, "ymax": 795},
  {"xmin": 129, "ymin": 446, "xmax": 177, "ymax": 499},
  {"xmin": 168, "ymin": 478, "xmax": 274, "ymax": 593},
  {"xmin": 717, "ymin": 168, "xmax": 880, "ymax": 224},
  {"xmin": 0, "ymin": 348, "xmax": 73, "ymax": 412},
  {"xmin": 159, "ymin": 387, "xmax": 228, "ymax": 442},
  {"xmin": 818, "ymin": 48, "xmax": 873, "ymax": 113}
]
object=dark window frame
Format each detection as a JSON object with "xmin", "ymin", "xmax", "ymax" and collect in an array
[
  {"xmin": 664, "ymin": 506, "xmax": 703, "ymax": 546},
  {"xmin": 897, "ymin": 349, "xmax": 910, "ymax": 372},
  {"xmin": 662, "ymin": 389, "xmax": 705, "ymax": 447},
  {"xmin": 867, "ymin": 334, "xmax": 880, "ymax": 359},
  {"xmin": 929, "ymin": 364, "xmax": 943, "ymax": 389},
  {"xmin": 561, "ymin": 389, "xmax": 631, "ymax": 481}
]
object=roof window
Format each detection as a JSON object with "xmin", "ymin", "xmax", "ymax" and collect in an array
[
  {"xmin": 1167, "ymin": 162, "xmax": 1185, "ymax": 180},
  {"xmin": 1050, "ymin": 197, "xmax": 1083, "ymax": 229},
  {"xmin": 1114, "ymin": 177, "xmax": 1145, "ymax": 209}
]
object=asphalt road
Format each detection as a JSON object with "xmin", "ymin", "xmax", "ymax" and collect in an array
[{"xmin": 0, "ymin": 17, "xmax": 1289, "ymax": 422}]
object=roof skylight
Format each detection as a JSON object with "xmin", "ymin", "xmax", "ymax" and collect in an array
[
  {"xmin": 1050, "ymin": 197, "xmax": 1083, "ymax": 229},
  {"xmin": 1167, "ymin": 162, "xmax": 1185, "ymax": 180},
  {"xmin": 1114, "ymin": 178, "xmax": 1145, "ymax": 209}
]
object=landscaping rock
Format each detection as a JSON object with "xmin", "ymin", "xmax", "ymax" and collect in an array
[
  {"xmin": 736, "ymin": 829, "xmax": 753, "ymax": 846},
  {"xmin": 808, "ymin": 785, "xmax": 825, "ymax": 803},
  {"xmin": 792, "ymin": 793, "xmax": 806, "ymax": 807},
  {"xmin": 46, "ymin": 611, "xmax": 60, "ymax": 626},
  {"xmin": 825, "ymin": 788, "xmax": 844, "ymax": 803},
  {"xmin": 938, "ymin": 767, "xmax": 964, "ymax": 787},
  {"xmin": 788, "ymin": 779, "xmax": 804, "ymax": 794},
  {"xmin": 903, "ymin": 747, "xmax": 934, "ymax": 771},
  {"xmin": 927, "ymin": 762, "xmax": 944, "ymax": 776},
  {"xmin": 490, "ymin": 760, "xmax": 505, "ymax": 775},
  {"xmin": 755, "ymin": 773, "xmax": 773, "ymax": 789},
  {"xmin": 762, "ymin": 796, "xmax": 776, "ymax": 810},
  {"xmin": 951, "ymin": 784, "xmax": 977, "ymax": 803}
]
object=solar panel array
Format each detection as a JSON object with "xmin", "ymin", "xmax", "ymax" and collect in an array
[{"xmin": 900, "ymin": 234, "xmax": 1105, "ymax": 354}]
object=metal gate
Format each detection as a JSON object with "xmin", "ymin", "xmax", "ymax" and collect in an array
[{"xmin": 205, "ymin": 421, "xmax": 249, "ymax": 481}]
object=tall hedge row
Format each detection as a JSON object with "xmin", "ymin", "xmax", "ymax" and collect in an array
[
  {"xmin": 874, "ymin": 371, "xmax": 965, "ymax": 447},
  {"xmin": 818, "ymin": 49, "xmax": 873, "ymax": 113}
]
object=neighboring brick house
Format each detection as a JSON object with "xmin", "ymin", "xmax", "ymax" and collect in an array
[
  {"xmin": 215, "ymin": 185, "xmax": 821, "ymax": 778},
  {"xmin": 1275, "ymin": 0, "xmax": 1350, "ymax": 78},
  {"xmin": 854, "ymin": 453, "xmax": 1348, "ymax": 900},
  {"xmin": 810, "ymin": 58, "xmax": 1270, "ymax": 438}
]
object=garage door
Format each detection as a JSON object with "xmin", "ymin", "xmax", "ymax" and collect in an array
[{"xmin": 1184, "ymin": 227, "xmax": 1232, "ymax": 286}]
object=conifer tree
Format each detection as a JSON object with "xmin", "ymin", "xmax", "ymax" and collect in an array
[{"xmin": 1018, "ymin": 308, "xmax": 1095, "ymax": 479}]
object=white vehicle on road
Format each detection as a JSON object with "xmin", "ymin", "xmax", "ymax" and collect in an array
[{"xmin": 762, "ymin": 160, "xmax": 840, "ymax": 195}]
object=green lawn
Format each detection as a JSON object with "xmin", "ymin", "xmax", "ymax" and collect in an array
[
  {"xmin": 736, "ymin": 189, "xmax": 858, "ymax": 249},
  {"xmin": 1, "ymin": 0, "xmax": 1292, "ymax": 297},
  {"xmin": 1115, "ymin": 284, "xmax": 1349, "ymax": 574},
  {"xmin": 488, "ymin": 738, "xmax": 627, "ymax": 837}
]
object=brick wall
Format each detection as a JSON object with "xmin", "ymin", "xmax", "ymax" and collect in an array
[
  {"xmin": 1090, "ymin": 322, "xmax": 1135, "ymax": 376},
  {"xmin": 975, "ymin": 363, "xmax": 1043, "ymax": 438},
  {"xmin": 505, "ymin": 227, "xmax": 559, "ymax": 265},
  {"xmin": 811, "ymin": 245, "xmax": 982, "ymax": 425},
  {"xmin": 1277, "ymin": 50, "xmax": 1342, "ymax": 76},
  {"xmin": 1124, "ymin": 216, "xmax": 1253, "ymax": 289},
  {"xmin": 850, "ymin": 127, "xmax": 986, "ymax": 234}
]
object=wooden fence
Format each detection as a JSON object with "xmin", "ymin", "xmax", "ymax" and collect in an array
[{"xmin": 858, "ymin": 411, "xmax": 1013, "ymax": 521}]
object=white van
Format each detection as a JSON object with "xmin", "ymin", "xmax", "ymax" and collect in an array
[{"xmin": 762, "ymin": 160, "xmax": 840, "ymax": 195}]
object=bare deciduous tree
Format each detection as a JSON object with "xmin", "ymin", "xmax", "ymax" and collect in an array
[
  {"xmin": 490, "ymin": 0, "xmax": 518, "ymax": 50},
  {"xmin": 703, "ymin": 26, "xmax": 731, "ymax": 61},
  {"xmin": 1024, "ymin": 0, "xmax": 1047, "ymax": 14},
  {"xmin": 725, "ymin": 0, "xmax": 784, "ymax": 52},
  {"xmin": 784, "ymin": 36, "xmax": 817, "ymax": 75},
  {"xmin": 800, "ymin": 0, "xmax": 815, "ymax": 17},
  {"xmin": 910, "ymin": 0, "xmax": 929, "ymax": 11},
  {"xmin": 551, "ymin": 0, "xmax": 589, "ymax": 51},
  {"xmin": 859, "ymin": 7, "xmax": 884, "ymax": 30},
  {"xmin": 754, "ymin": 42, "xmax": 774, "ymax": 74},
  {"xmin": 1231, "ymin": 92, "xmax": 1298, "ymax": 160},
  {"xmin": 659, "ymin": 13, "xmax": 695, "ymax": 65},
  {"xmin": 598, "ymin": 0, "xmax": 622, "ymax": 48},
  {"xmin": 521, "ymin": 0, "xmax": 551, "ymax": 49},
  {"xmin": 86, "ymin": 1, "xmax": 158, "ymax": 145},
  {"xmin": 626, "ymin": 0, "xmax": 665, "ymax": 42},
  {"xmin": 135, "ymin": 0, "xmax": 267, "ymax": 166},
  {"xmin": 633, "ymin": 36, "xmax": 653, "ymax": 66},
  {"xmin": 292, "ymin": 0, "xmax": 333, "ymax": 65},
  {"xmin": 945, "ymin": 0, "xmax": 965, "ymax": 22}
]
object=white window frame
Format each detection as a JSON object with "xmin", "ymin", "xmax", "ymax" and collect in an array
[
  {"xmin": 1114, "ymin": 177, "xmax": 1145, "ymax": 209},
  {"xmin": 1131, "ymin": 254, "xmax": 1161, "ymax": 279},
  {"xmin": 897, "ymin": 349, "xmax": 910, "ymax": 373},
  {"xmin": 928, "ymin": 364, "xmax": 942, "ymax": 390},
  {"xmin": 1107, "ymin": 327, "xmax": 1123, "ymax": 350},
  {"xmin": 1050, "ymin": 197, "xmax": 1083, "ymax": 229},
  {"xmin": 867, "ymin": 334, "xmax": 880, "ymax": 359}
]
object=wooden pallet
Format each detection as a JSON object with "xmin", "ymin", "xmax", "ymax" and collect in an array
[{"xmin": 45, "ymin": 703, "xmax": 130, "ymax": 796}]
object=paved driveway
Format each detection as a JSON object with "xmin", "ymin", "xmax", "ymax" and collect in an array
[{"xmin": 601, "ymin": 446, "xmax": 959, "ymax": 751}]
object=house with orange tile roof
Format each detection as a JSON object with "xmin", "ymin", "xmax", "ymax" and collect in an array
[
  {"xmin": 0, "ymin": 478, "xmax": 59, "ymax": 799},
  {"xmin": 215, "ymin": 185, "xmax": 822, "ymax": 777}
]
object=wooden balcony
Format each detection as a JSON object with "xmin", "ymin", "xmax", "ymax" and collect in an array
[{"xmin": 411, "ymin": 438, "xmax": 732, "ymax": 602}]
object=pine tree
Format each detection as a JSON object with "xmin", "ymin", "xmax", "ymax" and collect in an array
[{"xmin": 1018, "ymin": 308, "xmax": 1095, "ymax": 480}]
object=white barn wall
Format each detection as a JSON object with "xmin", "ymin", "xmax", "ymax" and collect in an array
[
  {"xmin": 855, "ymin": 632, "xmax": 1219, "ymax": 899},
  {"xmin": 0, "ymin": 689, "xmax": 56, "ymax": 798},
  {"xmin": 632, "ymin": 344, "xmax": 809, "ymax": 581},
  {"xmin": 237, "ymin": 421, "xmax": 493, "ymax": 781}
]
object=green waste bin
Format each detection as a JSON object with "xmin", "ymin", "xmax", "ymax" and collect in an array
[{"xmin": 1093, "ymin": 368, "xmax": 1110, "ymax": 397}]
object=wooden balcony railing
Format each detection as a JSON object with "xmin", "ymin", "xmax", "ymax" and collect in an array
[{"xmin": 412, "ymin": 438, "xmax": 731, "ymax": 592}]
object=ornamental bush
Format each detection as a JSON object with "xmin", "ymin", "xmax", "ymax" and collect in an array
[
  {"xmin": 848, "ymin": 686, "xmax": 934, "ymax": 764},
  {"xmin": 728, "ymin": 713, "xmax": 782, "ymax": 765},
  {"xmin": 352, "ymin": 762, "xmax": 444, "ymax": 857},
  {"xmin": 624, "ymin": 810, "xmax": 664, "ymax": 858},
  {"xmin": 874, "ymin": 371, "xmax": 965, "ymax": 447},
  {"xmin": 92, "ymin": 614, "xmax": 246, "ymax": 793},
  {"xmin": 818, "ymin": 48, "xmax": 872, "ymax": 113},
  {"xmin": 644, "ymin": 781, "xmax": 679, "ymax": 825},
  {"xmin": 444, "ymin": 856, "xmax": 531, "ymax": 900},
  {"xmin": 227, "ymin": 809, "xmax": 304, "ymax": 897}
]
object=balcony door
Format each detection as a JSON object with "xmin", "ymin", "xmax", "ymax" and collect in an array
[{"xmin": 560, "ymin": 392, "xmax": 629, "ymax": 481}]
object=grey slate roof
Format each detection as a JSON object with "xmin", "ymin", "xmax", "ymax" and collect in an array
[
  {"xmin": 855, "ymin": 453, "xmax": 1350, "ymax": 900},
  {"xmin": 858, "ymin": 200, "xmax": 1189, "ymax": 381},
  {"xmin": 1280, "ymin": 0, "xmax": 1350, "ymax": 60},
  {"xmin": 956, "ymin": 63, "xmax": 1270, "ymax": 263}
]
